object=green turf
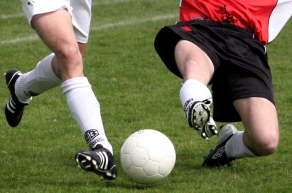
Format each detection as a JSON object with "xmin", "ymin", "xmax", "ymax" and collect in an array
[{"xmin": 1, "ymin": 0, "xmax": 292, "ymax": 192}]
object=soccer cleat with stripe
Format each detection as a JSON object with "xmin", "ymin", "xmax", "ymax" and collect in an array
[
  {"xmin": 75, "ymin": 145, "xmax": 117, "ymax": 181},
  {"xmin": 188, "ymin": 101, "xmax": 218, "ymax": 140},
  {"xmin": 4, "ymin": 69, "xmax": 28, "ymax": 127},
  {"xmin": 202, "ymin": 124, "xmax": 237, "ymax": 167}
]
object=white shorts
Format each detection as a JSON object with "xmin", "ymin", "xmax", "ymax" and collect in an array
[{"xmin": 20, "ymin": 0, "xmax": 92, "ymax": 43}]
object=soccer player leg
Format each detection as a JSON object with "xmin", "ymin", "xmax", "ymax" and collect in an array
[
  {"xmin": 30, "ymin": 9, "xmax": 116, "ymax": 180},
  {"xmin": 5, "ymin": 1, "xmax": 71, "ymax": 127},
  {"xmin": 69, "ymin": 0, "xmax": 117, "ymax": 180},
  {"xmin": 4, "ymin": 53, "xmax": 62, "ymax": 127},
  {"xmin": 62, "ymin": 78, "xmax": 117, "ymax": 180},
  {"xmin": 175, "ymin": 40, "xmax": 218, "ymax": 140},
  {"xmin": 229, "ymin": 97, "xmax": 279, "ymax": 158}
]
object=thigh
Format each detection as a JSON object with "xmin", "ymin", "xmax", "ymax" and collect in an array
[
  {"xmin": 31, "ymin": 10, "xmax": 78, "ymax": 53},
  {"xmin": 174, "ymin": 40, "xmax": 214, "ymax": 85}
]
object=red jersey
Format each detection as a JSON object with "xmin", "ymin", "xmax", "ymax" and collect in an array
[{"xmin": 180, "ymin": 0, "xmax": 292, "ymax": 44}]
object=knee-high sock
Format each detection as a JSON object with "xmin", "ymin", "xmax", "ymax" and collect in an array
[
  {"xmin": 179, "ymin": 79, "xmax": 212, "ymax": 117},
  {"xmin": 62, "ymin": 77, "xmax": 113, "ymax": 154},
  {"xmin": 225, "ymin": 131, "xmax": 257, "ymax": 159},
  {"xmin": 15, "ymin": 53, "xmax": 61, "ymax": 103}
]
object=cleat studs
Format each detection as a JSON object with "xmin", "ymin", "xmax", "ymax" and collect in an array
[
  {"xmin": 85, "ymin": 155, "xmax": 92, "ymax": 161},
  {"xmin": 92, "ymin": 160, "xmax": 99, "ymax": 170}
]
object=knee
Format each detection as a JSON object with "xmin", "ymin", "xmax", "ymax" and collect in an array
[
  {"xmin": 252, "ymin": 134, "xmax": 279, "ymax": 156},
  {"xmin": 53, "ymin": 44, "xmax": 83, "ymax": 78},
  {"xmin": 55, "ymin": 44, "xmax": 81, "ymax": 63},
  {"xmin": 257, "ymin": 140, "xmax": 278, "ymax": 156}
]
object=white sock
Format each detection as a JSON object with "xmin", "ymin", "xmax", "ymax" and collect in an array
[
  {"xmin": 62, "ymin": 77, "xmax": 113, "ymax": 154},
  {"xmin": 15, "ymin": 53, "xmax": 61, "ymax": 103},
  {"xmin": 225, "ymin": 131, "xmax": 257, "ymax": 159},
  {"xmin": 179, "ymin": 79, "xmax": 212, "ymax": 116}
]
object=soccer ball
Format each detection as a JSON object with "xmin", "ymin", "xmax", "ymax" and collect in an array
[{"xmin": 120, "ymin": 129, "xmax": 176, "ymax": 184}]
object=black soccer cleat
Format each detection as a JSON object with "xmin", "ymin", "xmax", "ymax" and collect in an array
[
  {"xmin": 75, "ymin": 145, "xmax": 117, "ymax": 181},
  {"xmin": 202, "ymin": 124, "xmax": 237, "ymax": 167},
  {"xmin": 4, "ymin": 69, "xmax": 28, "ymax": 127}
]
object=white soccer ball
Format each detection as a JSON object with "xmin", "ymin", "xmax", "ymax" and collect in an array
[{"xmin": 120, "ymin": 129, "xmax": 176, "ymax": 184}]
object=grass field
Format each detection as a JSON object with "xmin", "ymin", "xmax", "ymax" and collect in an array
[{"xmin": 1, "ymin": 1, "xmax": 292, "ymax": 193}]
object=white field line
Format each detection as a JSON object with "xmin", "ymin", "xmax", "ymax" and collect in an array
[
  {"xmin": 1, "ymin": 34, "xmax": 39, "ymax": 45},
  {"xmin": 0, "ymin": 13, "xmax": 24, "ymax": 19},
  {"xmin": 0, "ymin": 0, "xmax": 140, "ymax": 20},
  {"xmin": 91, "ymin": 14, "xmax": 177, "ymax": 31},
  {"xmin": 92, "ymin": 0, "xmax": 136, "ymax": 5},
  {"xmin": 1, "ymin": 14, "xmax": 178, "ymax": 45}
]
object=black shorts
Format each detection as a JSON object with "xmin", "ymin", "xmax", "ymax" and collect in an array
[{"xmin": 154, "ymin": 19, "xmax": 275, "ymax": 122}]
